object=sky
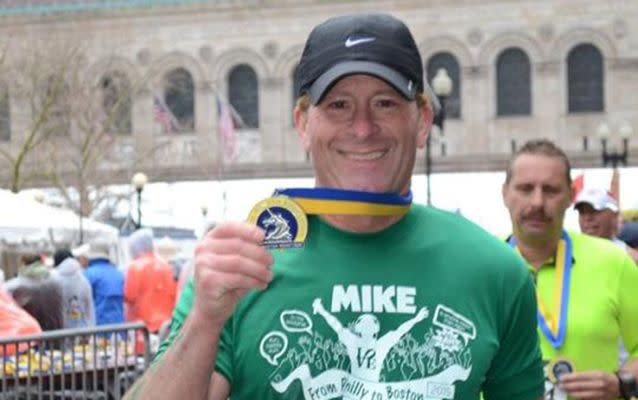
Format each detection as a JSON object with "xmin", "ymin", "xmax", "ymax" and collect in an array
[{"xmin": 118, "ymin": 167, "xmax": 638, "ymax": 238}]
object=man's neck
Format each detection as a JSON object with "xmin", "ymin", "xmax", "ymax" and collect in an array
[
  {"xmin": 322, "ymin": 214, "xmax": 402, "ymax": 233},
  {"xmin": 515, "ymin": 235, "xmax": 560, "ymax": 269}
]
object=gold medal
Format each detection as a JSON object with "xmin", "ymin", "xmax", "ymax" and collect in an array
[
  {"xmin": 247, "ymin": 196, "xmax": 308, "ymax": 249},
  {"xmin": 548, "ymin": 357, "xmax": 574, "ymax": 383}
]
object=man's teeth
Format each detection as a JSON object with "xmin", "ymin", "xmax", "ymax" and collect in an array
[{"xmin": 342, "ymin": 151, "xmax": 385, "ymax": 160}]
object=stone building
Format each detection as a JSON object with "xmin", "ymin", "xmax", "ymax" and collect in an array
[{"xmin": 0, "ymin": 0, "xmax": 636, "ymax": 188}]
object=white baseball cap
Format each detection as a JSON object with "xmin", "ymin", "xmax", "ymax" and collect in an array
[{"xmin": 574, "ymin": 187, "xmax": 618, "ymax": 212}]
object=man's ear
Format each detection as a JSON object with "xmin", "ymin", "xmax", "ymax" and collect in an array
[
  {"xmin": 294, "ymin": 107, "xmax": 311, "ymax": 151},
  {"xmin": 416, "ymin": 101, "xmax": 434, "ymax": 149}
]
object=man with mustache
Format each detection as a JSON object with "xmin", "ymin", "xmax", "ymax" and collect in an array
[
  {"xmin": 574, "ymin": 187, "xmax": 638, "ymax": 264},
  {"xmin": 502, "ymin": 139, "xmax": 638, "ymax": 400}
]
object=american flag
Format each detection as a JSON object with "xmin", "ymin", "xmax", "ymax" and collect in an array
[
  {"xmin": 217, "ymin": 96, "xmax": 236, "ymax": 162},
  {"xmin": 153, "ymin": 95, "xmax": 176, "ymax": 133}
]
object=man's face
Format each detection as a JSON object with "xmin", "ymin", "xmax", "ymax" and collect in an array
[
  {"xmin": 502, "ymin": 154, "xmax": 573, "ymax": 243},
  {"xmin": 577, "ymin": 204, "xmax": 617, "ymax": 239},
  {"xmin": 294, "ymin": 74, "xmax": 432, "ymax": 194}
]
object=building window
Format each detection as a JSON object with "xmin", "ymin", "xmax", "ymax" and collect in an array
[
  {"xmin": 0, "ymin": 87, "xmax": 9, "ymax": 141},
  {"xmin": 568, "ymin": 43, "xmax": 604, "ymax": 113},
  {"xmin": 228, "ymin": 64, "xmax": 259, "ymax": 129},
  {"xmin": 100, "ymin": 71, "xmax": 132, "ymax": 135},
  {"xmin": 164, "ymin": 67, "xmax": 195, "ymax": 131},
  {"xmin": 426, "ymin": 52, "xmax": 461, "ymax": 118},
  {"xmin": 496, "ymin": 47, "xmax": 531, "ymax": 116}
]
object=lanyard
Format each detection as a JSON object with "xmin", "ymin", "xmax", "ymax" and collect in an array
[
  {"xmin": 508, "ymin": 230, "xmax": 573, "ymax": 349},
  {"xmin": 274, "ymin": 188, "xmax": 412, "ymax": 216}
]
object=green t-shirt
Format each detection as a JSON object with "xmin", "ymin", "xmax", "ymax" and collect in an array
[
  {"xmin": 156, "ymin": 205, "xmax": 544, "ymax": 400},
  {"xmin": 531, "ymin": 232, "xmax": 638, "ymax": 370}
]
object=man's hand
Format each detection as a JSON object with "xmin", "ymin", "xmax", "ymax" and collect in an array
[
  {"xmin": 558, "ymin": 370, "xmax": 620, "ymax": 400},
  {"xmin": 416, "ymin": 307, "xmax": 429, "ymax": 321},
  {"xmin": 192, "ymin": 221, "xmax": 274, "ymax": 329}
]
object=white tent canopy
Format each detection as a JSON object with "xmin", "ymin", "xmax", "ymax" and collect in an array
[{"xmin": 0, "ymin": 189, "xmax": 118, "ymax": 252}]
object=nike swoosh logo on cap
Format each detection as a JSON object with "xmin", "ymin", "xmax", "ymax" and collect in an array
[{"xmin": 345, "ymin": 36, "xmax": 376, "ymax": 47}]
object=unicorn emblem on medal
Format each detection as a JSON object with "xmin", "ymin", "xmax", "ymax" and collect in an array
[
  {"xmin": 247, "ymin": 195, "xmax": 308, "ymax": 249},
  {"xmin": 263, "ymin": 208, "xmax": 293, "ymax": 242}
]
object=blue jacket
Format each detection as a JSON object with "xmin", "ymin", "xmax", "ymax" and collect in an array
[{"xmin": 84, "ymin": 258, "xmax": 124, "ymax": 326}]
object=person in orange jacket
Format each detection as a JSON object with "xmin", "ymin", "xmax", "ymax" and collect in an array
[
  {"xmin": 0, "ymin": 287, "xmax": 42, "ymax": 356},
  {"xmin": 124, "ymin": 228, "xmax": 177, "ymax": 333}
]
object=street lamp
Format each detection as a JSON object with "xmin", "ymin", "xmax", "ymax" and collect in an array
[
  {"xmin": 131, "ymin": 172, "xmax": 148, "ymax": 229},
  {"xmin": 597, "ymin": 122, "xmax": 632, "ymax": 168},
  {"xmin": 428, "ymin": 68, "xmax": 453, "ymax": 205}
]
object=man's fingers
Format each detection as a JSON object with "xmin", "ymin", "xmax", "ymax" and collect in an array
[
  {"xmin": 196, "ymin": 253, "xmax": 273, "ymax": 285},
  {"xmin": 207, "ymin": 237, "xmax": 274, "ymax": 266},
  {"xmin": 206, "ymin": 221, "xmax": 265, "ymax": 243}
]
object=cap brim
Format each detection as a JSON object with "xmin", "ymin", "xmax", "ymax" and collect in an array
[
  {"xmin": 574, "ymin": 200, "xmax": 618, "ymax": 212},
  {"xmin": 309, "ymin": 61, "xmax": 417, "ymax": 105}
]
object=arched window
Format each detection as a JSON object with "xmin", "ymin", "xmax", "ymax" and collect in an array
[
  {"xmin": 496, "ymin": 47, "xmax": 531, "ymax": 116},
  {"xmin": 567, "ymin": 43, "xmax": 604, "ymax": 113},
  {"xmin": 164, "ymin": 67, "xmax": 195, "ymax": 131},
  {"xmin": 0, "ymin": 86, "xmax": 9, "ymax": 141},
  {"xmin": 228, "ymin": 64, "xmax": 259, "ymax": 129},
  {"xmin": 100, "ymin": 71, "xmax": 132, "ymax": 135},
  {"xmin": 426, "ymin": 52, "xmax": 461, "ymax": 118}
]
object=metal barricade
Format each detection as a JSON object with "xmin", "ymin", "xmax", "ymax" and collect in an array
[{"xmin": 0, "ymin": 322, "xmax": 151, "ymax": 400}]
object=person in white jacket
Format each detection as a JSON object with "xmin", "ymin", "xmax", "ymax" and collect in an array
[{"xmin": 51, "ymin": 257, "xmax": 96, "ymax": 329}]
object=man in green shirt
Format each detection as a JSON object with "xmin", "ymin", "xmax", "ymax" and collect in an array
[
  {"xmin": 125, "ymin": 13, "xmax": 544, "ymax": 400},
  {"xmin": 502, "ymin": 139, "xmax": 638, "ymax": 400}
]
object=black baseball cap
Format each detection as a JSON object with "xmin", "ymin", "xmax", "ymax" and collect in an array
[{"xmin": 295, "ymin": 13, "xmax": 440, "ymax": 113}]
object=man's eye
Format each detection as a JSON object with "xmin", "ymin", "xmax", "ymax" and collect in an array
[
  {"xmin": 376, "ymin": 99, "xmax": 397, "ymax": 108},
  {"xmin": 328, "ymin": 100, "xmax": 347, "ymax": 109}
]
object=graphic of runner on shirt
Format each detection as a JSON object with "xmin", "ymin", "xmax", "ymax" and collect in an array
[{"xmin": 312, "ymin": 298, "xmax": 429, "ymax": 382}]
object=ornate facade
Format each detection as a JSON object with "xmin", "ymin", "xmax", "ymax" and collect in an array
[{"xmin": 0, "ymin": 0, "xmax": 636, "ymax": 187}]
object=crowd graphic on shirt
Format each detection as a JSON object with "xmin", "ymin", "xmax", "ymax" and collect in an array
[{"xmin": 261, "ymin": 285, "xmax": 475, "ymax": 400}]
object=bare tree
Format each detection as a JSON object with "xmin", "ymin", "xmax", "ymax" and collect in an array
[
  {"xmin": 0, "ymin": 35, "xmax": 166, "ymax": 229},
  {"xmin": 44, "ymin": 52, "xmax": 159, "ymax": 223},
  {"xmin": 0, "ymin": 39, "xmax": 77, "ymax": 193}
]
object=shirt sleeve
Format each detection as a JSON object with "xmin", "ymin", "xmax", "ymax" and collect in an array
[
  {"xmin": 213, "ymin": 317, "xmax": 234, "ymax": 385},
  {"xmin": 482, "ymin": 263, "xmax": 545, "ymax": 400},
  {"xmin": 152, "ymin": 275, "xmax": 194, "ymax": 365},
  {"xmin": 617, "ymin": 253, "xmax": 638, "ymax": 359}
]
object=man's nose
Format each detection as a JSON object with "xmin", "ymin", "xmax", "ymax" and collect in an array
[
  {"xmin": 529, "ymin": 188, "xmax": 544, "ymax": 207},
  {"xmin": 350, "ymin": 107, "xmax": 378, "ymax": 138}
]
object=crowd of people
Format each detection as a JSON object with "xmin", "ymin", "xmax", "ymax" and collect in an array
[
  {"xmin": 1, "ymin": 11, "xmax": 638, "ymax": 400},
  {"xmin": 0, "ymin": 228, "xmax": 178, "ymax": 349}
]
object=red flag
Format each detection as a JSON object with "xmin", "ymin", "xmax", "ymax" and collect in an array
[
  {"xmin": 216, "ymin": 96, "xmax": 236, "ymax": 162},
  {"xmin": 153, "ymin": 95, "xmax": 177, "ymax": 133},
  {"xmin": 571, "ymin": 173, "xmax": 584, "ymax": 203},
  {"xmin": 609, "ymin": 168, "xmax": 620, "ymax": 206}
]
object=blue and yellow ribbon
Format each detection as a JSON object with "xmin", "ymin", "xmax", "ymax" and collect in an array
[
  {"xmin": 274, "ymin": 188, "xmax": 412, "ymax": 216},
  {"xmin": 508, "ymin": 230, "xmax": 573, "ymax": 349}
]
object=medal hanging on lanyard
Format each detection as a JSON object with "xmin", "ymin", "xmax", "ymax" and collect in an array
[
  {"xmin": 247, "ymin": 188, "xmax": 413, "ymax": 249},
  {"xmin": 508, "ymin": 230, "xmax": 573, "ymax": 349}
]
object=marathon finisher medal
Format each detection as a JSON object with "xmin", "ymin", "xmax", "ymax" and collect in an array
[
  {"xmin": 548, "ymin": 358, "xmax": 574, "ymax": 383},
  {"xmin": 248, "ymin": 188, "xmax": 412, "ymax": 249},
  {"xmin": 247, "ymin": 196, "xmax": 308, "ymax": 249}
]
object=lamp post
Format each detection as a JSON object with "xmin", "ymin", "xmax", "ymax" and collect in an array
[
  {"xmin": 428, "ymin": 68, "xmax": 453, "ymax": 205},
  {"xmin": 597, "ymin": 122, "xmax": 632, "ymax": 168},
  {"xmin": 131, "ymin": 172, "xmax": 148, "ymax": 229}
]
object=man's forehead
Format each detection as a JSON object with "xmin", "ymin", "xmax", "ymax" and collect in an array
[{"xmin": 510, "ymin": 154, "xmax": 568, "ymax": 181}]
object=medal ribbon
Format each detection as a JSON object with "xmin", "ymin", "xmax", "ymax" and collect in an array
[
  {"xmin": 508, "ymin": 230, "xmax": 572, "ymax": 349},
  {"xmin": 274, "ymin": 188, "xmax": 412, "ymax": 216}
]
